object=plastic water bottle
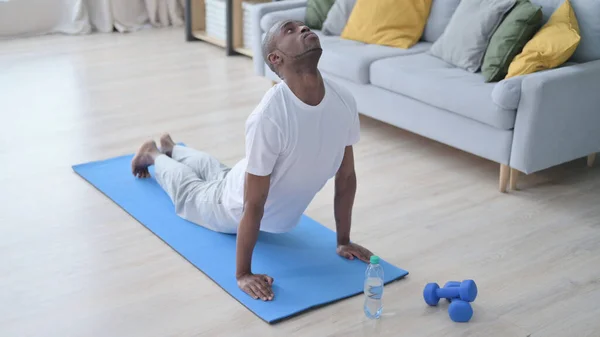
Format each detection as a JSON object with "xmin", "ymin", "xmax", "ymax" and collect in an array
[{"xmin": 364, "ymin": 255, "xmax": 384, "ymax": 319}]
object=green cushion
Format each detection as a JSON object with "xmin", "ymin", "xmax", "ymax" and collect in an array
[
  {"xmin": 482, "ymin": 0, "xmax": 543, "ymax": 82},
  {"xmin": 305, "ymin": 0, "xmax": 336, "ymax": 30}
]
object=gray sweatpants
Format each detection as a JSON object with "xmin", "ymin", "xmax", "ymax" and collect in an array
[{"xmin": 154, "ymin": 145, "xmax": 239, "ymax": 233}]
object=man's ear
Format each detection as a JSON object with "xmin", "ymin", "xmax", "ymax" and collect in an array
[{"xmin": 268, "ymin": 51, "xmax": 282, "ymax": 69}]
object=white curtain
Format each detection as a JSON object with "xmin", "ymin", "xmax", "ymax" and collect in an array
[
  {"xmin": 87, "ymin": 0, "xmax": 150, "ymax": 33},
  {"xmin": 0, "ymin": 0, "xmax": 185, "ymax": 38},
  {"xmin": 145, "ymin": 0, "xmax": 186, "ymax": 28},
  {"xmin": 0, "ymin": 0, "xmax": 89, "ymax": 38}
]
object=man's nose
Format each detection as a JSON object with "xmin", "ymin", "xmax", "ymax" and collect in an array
[{"xmin": 300, "ymin": 25, "xmax": 310, "ymax": 33}]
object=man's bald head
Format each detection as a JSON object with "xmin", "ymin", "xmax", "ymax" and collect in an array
[
  {"xmin": 261, "ymin": 20, "xmax": 322, "ymax": 79},
  {"xmin": 262, "ymin": 20, "xmax": 286, "ymax": 77}
]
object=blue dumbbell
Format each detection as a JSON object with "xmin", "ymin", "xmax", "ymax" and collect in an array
[
  {"xmin": 446, "ymin": 281, "xmax": 476, "ymax": 322},
  {"xmin": 443, "ymin": 281, "xmax": 461, "ymax": 302},
  {"xmin": 448, "ymin": 299, "xmax": 473, "ymax": 322},
  {"xmin": 423, "ymin": 279, "xmax": 478, "ymax": 306},
  {"xmin": 444, "ymin": 281, "xmax": 461, "ymax": 288}
]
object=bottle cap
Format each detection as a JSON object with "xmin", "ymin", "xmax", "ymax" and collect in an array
[{"xmin": 370, "ymin": 255, "xmax": 380, "ymax": 264}]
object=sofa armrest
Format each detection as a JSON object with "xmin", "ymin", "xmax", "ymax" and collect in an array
[
  {"xmin": 510, "ymin": 60, "xmax": 600, "ymax": 174},
  {"xmin": 250, "ymin": 0, "xmax": 307, "ymax": 76}
]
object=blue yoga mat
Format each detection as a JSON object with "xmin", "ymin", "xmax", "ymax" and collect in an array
[{"xmin": 72, "ymin": 152, "xmax": 408, "ymax": 323}]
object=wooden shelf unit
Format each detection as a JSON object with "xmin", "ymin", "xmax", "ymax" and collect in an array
[
  {"xmin": 233, "ymin": 46, "xmax": 253, "ymax": 57},
  {"xmin": 186, "ymin": 0, "xmax": 272, "ymax": 57},
  {"xmin": 186, "ymin": 0, "xmax": 228, "ymax": 51},
  {"xmin": 231, "ymin": 0, "xmax": 271, "ymax": 57},
  {"xmin": 192, "ymin": 30, "xmax": 228, "ymax": 48}
]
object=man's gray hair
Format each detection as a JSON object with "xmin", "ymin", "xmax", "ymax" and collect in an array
[{"xmin": 262, "ymin": 21, "xmax": 284, "ymax": 78}]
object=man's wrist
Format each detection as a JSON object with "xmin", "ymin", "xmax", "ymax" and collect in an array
[
  {"xmin": 236, "ymin": 270, "xmax": 252, "ymax": 280},
  {"xmin": 337, "ymin": 236, "xmax": 350, "ymax": 246}
]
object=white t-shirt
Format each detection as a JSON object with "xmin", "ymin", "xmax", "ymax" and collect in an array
[{"xmin": 222, "ymin": 78, "xmax": 360, "ymax": 233}]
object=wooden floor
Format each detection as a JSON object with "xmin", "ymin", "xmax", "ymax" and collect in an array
[{"xmin": 1, "ymin": 28, "xmax": 599, "ymax": 337}]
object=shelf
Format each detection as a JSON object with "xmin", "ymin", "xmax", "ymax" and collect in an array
[
  {"xmin": 234, "ymin": 47, "xmax": 253, "ymax": 57},
  {"xmin": 186, "ymin": 0, "xmax": 229, "ymax": 50},
  {"xmin": 186, "ymin": 0, "xmax": 271, "ymax": 56},
  {"xmin": 193, "ymin": 30, "xmax": 227, "ymax": 48},
  {"xmin": 231, "ymin": 0, "xmax": 271, "ymax": 57}
]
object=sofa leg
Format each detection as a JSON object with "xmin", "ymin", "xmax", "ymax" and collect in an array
[
  {"xmin": 499, "ymin": 164, "xmax": 510, "ymax": 193},
  {"xmin": 509, "ymin": 168, "xmax": 519, "ymax": 190},
  {"xmin": 588, "ymin": 153, "xmax": 596, "ymax": 167}
]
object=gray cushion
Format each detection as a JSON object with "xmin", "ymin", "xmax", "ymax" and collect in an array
[
  {"xmin": 369, "ymin": 53, "xmax": 518, "ymax": 130},
  {"xmin": 322, "ymin": 0, "xmax": 356, "ymax": 36},
  {"xmin": 422, "ymin": 0, "xmax": 461, "ymax": 43},
  {"xmin": 259, "ymin": 7, "xmax": 306, "ymax": 32},
  {"xmin": 492, "ymin": 77, "xmax": 523, "ymax": 111},
  {"xmin": 318, "ymin": 34, "xmax": 431, "ymax": 84},
  {"xmin": 490, "ymin": 61, "xmax": 578, "ymax": 110},
  {"xmin": 429, "ymin": 0, "xmax": 517, "ymax": 73},
  {"xmin": 531, "ymin": 0, "xmax": 600, "ymax": 63}
]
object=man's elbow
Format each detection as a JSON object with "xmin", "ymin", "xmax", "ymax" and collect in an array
[
  {"xmin": 336, "ymin": 170, "xmax": 356, "ymax": 188},
  {"xmin": 337, "ymin": 166, "xmax": 356, "ymax": 180},
  {"xmin": 243, "ymin": 201, "xmax": 265, "ymax": 217}
]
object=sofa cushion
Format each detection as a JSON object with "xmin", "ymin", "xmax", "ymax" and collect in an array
[
  {"xmin": 305, "ymin": 0, "xmax": 336, "ymax": 30},
  {"xmin": 340, "ymin": 0, "xmax": 433, "ymax": 49},
  {"xmin": 322, "ymin": 0, "xmax": 356, "ymax": 36},
  {"xmin": 369, "ymin": 53, "xmax": 517, "ymax": 129},
  {"xmin": 492, "ymin": 76, "xmax": 524, "ymax": 111},
  {"xmin": 422, "ymin": 0, "xmax": 461, "ymax": 43},
  {"xmin": 506, "ymin": 0, "xmax": 581, "ymax": 79},
  {"xmin": 260, "ymin": 7, "xmax": 306, "ymax": 32},
  {"xmin": 318, "ymin": 36, "xmax": 431, "ymax": 84},
  {"xmin": 531, "ymin": 0, "xmax": 600, "ymax": 63},
  {"xmin": 429, "ymin": 0, "xmax": 517, "ymax": 73},
  {"xmin": 482, "ymin": 0, "xmax": 543, "ymax": 82}
]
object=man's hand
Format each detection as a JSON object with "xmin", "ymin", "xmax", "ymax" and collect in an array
[
  {"xmin": 237, "ymin": 273, "xmax": 274, "ymax": 301},
  {"xmin": 337, "ymin": 242, "xmax": 373, "ymax": 263}
]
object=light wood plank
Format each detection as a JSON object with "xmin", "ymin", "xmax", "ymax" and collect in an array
[
  {"xmin": 499, "ymin": 164, "xmax": 509, "ymax": 193},
  {"xmin": 191, "ymin": 0, "xmax": 206, "ymax": 31},
  {"xmin": 1, "ymin": 28, "xmax": 600, "ymax": 337},
  {"xmin": 232, "ymin": 0, "xmax": 244, "ymax": 49},
  {"xmin": 234, "ymin": 46, "xmax": 253, "ymax": 57},
  {"xmin": 232, "ymin": 0, "xmax": 271, "ymax": 53},
  {"xmin": 510, "ymin": 168, "xmax": 519, "ymax": 190},
  {"xmin": 588, "ymin": 153, "xmax": 596, "ymax": 167},
  {"xmin": 192, "ymin": 30, "xmax": 227, "ymax": 47}
]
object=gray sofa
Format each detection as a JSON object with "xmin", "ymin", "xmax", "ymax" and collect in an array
[{"xmin": 250, "ymin": 0, "xmax": 600, "ymax": 192}]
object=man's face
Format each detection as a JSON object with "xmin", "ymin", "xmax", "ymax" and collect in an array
[{"xmin": 269, "ymin": 20, "xmax": 321, "ymax": 66}]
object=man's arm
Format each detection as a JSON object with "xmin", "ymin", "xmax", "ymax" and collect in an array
[
  {"xmin": 235, "ymin": 111, "xmax": 282, "ymax": 300},
  {"xmin": 235, "ymin": 172, "xmax": 274, "ymax": 301},
  {"xmin": 236, "ymin": 172, "xmax": 270, "ymax": 278},
  {"xmin": 334, "ymin": 146, "xmax": 373, "ymax": 262},
  {"xmin": 334, "ymin": 146, "xmax": 357, "ymax": 246}
]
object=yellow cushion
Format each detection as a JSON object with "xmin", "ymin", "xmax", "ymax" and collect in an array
[
  {"xmin": 340, "ymin": 0, "xmax": 433, "ymax": 49},
  {"xmin": 506, "ymin": 0, "xmax": 581, "ymax": 78}
]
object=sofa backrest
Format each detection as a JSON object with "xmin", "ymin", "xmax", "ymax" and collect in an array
[
  {"xmin": 530, "ymin": 0, "xmax": 600, "ymax": 63},
  {"xmin": 422, "ymin": 0, "xmax": 461, "ymax": 43}
]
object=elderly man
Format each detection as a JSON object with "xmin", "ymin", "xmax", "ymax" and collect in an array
[{"xmin": 131, "ymin": 20, "xmax": 373, "ymax": 301}]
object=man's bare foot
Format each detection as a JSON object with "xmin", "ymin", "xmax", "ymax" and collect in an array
[
  {"xmin": 131, "ymin": 140, "xmax": 160, "ymax": 178},
  {"xmin": 160, "ymin": 133, "xmax": 176, "ymax": 157}
]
